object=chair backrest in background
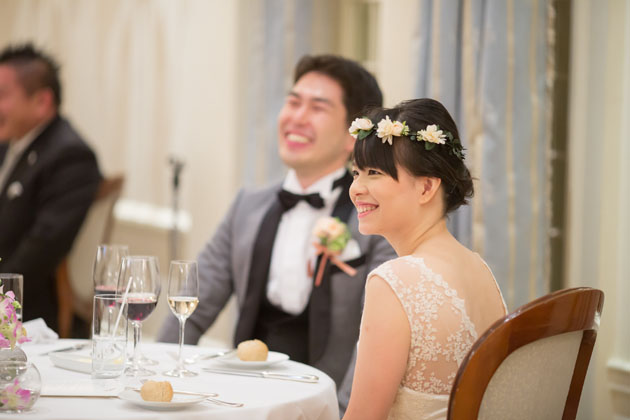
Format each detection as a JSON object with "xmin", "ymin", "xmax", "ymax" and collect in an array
[{"xmin": 56, "ymin": 175, "xmax": 124, "ymax": 337}]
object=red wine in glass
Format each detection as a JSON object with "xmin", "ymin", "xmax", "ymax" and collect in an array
[
  {"xmin": 126, "ymin": 294, "xmax": 158, "ymax": 322},
  {"xmin": 94, "ymin": 285, "xmax": 117, "ymax": 296}
]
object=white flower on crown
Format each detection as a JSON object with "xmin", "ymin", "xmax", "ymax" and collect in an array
[
  {"xmin": 376, "ymin": 116, "xmax": 396, "ymax": 145},
  {"xmin": 418, "ymin": 124, "xmax": 447, "ymax": 144},
  {"xmin": 348, "ymin": 117, "xmax": 374, "ymax": 139},
  {"xmin": 377, "ymin": 116, "xmax": 409, "ymax": 145}
]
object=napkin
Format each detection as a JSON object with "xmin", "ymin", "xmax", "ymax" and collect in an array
[{"xmin": 21, "ymin": 318, "xmax": 59, "ymax": 344}]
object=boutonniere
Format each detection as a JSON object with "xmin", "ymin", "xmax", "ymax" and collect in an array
[{"xmin": 308, "ymin": 217, "xmax": 357, "ymax": 287}]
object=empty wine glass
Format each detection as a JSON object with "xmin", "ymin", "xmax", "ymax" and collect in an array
[
  {"xmin": 117, "ymin": 255, "xmax": 160, "ymax": 377},
  {"xmin": 164, "ymin": 260, "xmax": 199, "ymax": 377},
  {"xmin": 93, "ymin": 245, "xmax": 129, "ymax": 296}
]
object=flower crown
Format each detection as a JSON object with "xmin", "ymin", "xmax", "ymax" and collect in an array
[{"xmin": 349, "ymin": 116, "xmax": 465, "ymax": 160}]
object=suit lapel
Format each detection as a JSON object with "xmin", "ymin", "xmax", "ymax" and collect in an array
[
  {"xmin": 309, "ymin": 170, "xmax": 354, "ymax": 362},
  {"xmin": 233, "ymin": 194, "xmax": 284, "ymax": 345}
]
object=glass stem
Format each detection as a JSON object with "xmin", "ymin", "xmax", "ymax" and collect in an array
[
  {"xmin": 133, "ymin": 322, "xmax": 141, "ymax": 370},
  {"xmin": 178, "ymin": 317, "xmax": 186, "ymax": 370}
]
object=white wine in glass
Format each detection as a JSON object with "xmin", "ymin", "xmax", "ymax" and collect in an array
[{"xmin": 164, "ymin": 260, "xmax": 199, "ymax": 377}]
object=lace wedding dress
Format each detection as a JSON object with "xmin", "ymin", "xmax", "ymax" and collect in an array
[{"xmin": 368, "ymin": 255, "xmax": 506, "ymax": 420}]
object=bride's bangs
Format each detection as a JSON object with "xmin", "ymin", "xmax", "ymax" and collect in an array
[{"xmin": 352, "ymin": 133, "xmax": 399, "ymax": 180}]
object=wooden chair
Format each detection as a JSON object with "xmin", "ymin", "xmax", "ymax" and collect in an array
[
  {"xmin": 447, "ymin": 287, "xmax": 604, "ymax": 420},
  {"xmin": 56, "ymin": 175, "xmax": 124, "ymax": 338}
]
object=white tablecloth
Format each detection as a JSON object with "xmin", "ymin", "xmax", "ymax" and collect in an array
[{"xmin": 7, "ymin": 340, "xmax": 339, "ymax": 420}]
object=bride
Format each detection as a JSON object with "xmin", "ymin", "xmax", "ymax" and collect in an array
[{"xmin": 343, "ymin": 98, "xmax": 507, "ymax": 420}]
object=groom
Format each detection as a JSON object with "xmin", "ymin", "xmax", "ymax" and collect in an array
[{"xmin": 159, "ymin": 54, "xmax": 395, "ymax": 412}]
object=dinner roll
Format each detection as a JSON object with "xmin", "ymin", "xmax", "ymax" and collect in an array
[
  {"xmin": 237, "ymin": 339, "xmax": 269, "ymax": 361},
  {"xmin": 140, "ymin": 380, "xmax": 173, "ymax": 402}
]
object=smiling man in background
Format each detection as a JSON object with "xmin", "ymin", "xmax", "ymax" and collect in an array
[
  {"xmin": 0, "ymin": 43, "xmax": 101, "ymax": 333},
  {"xmin": 159, "ymin": 54, "xmax": 395, "ymax": 415}
]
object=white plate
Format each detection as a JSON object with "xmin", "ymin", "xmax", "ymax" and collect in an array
[
  {"xmin": 49, "ymin": 352, "xmax": 92, "ymax": 374},
  {"xmin": 118, "ymin": 389, "xmax": 206, "ymax": 410},
  {"xmin": 214, "ymin": 351, "xmax": 289, "ymax": 369}
]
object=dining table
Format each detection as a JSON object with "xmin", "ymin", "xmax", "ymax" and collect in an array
[{"xmin": 9, "ymin": 339, "xmax": 339, "ymax": 420}]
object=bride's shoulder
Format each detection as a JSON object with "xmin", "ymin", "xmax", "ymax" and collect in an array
[{"xmin": 369, "ymin": 255, "xmax": 441, "ymax": 285}]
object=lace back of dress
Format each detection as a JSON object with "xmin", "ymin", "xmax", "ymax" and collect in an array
[{"xmin": 371, "ymin": 256, "xmax": 478, "ymax": 395}]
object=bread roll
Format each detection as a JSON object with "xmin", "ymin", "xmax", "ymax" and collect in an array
[
  {"xmin": 140, "ymin": 380, "xmax": 173, "ymax": 402},
  {"xmin": 237, "ymin": 339, "xmax": 269, "ymax": 361}
]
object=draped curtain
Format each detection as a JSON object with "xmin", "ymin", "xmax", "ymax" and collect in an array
[
  {"xmin": 412, "ymin": 0, "xmax": 553, "ymax": 309},
  {"xmin": 239, "ymin": 0, "xmax": 318, "ymax": 187},
  {"xmin": 0, "ymin": 0, "xmax": 241, "ymax": 256}
]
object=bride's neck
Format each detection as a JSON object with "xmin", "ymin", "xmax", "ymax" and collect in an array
[{"xmin": 387, "ymin": 217, "xmax": 449, "ymax": 256}]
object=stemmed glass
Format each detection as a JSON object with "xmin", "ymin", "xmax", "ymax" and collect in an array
[
  {"xmin": 93, "ymin": 245, "xmax": 129, "ymax": 296},
  {"xmin": 117, "ymin": 255, "xmax": 160, "ymax": 377},
  {"xmin": 164, "ymin": 260, "xmax": 199, "ymax": 377}
]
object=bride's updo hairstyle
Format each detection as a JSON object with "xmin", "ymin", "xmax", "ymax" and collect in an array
[{"xmin": 352, "ymin": 98, "xmax": 473, "ymax": 214}]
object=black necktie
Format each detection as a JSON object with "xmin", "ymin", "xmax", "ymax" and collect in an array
[{"xmin": 277, "ymin": 190, "xmax": 324, "ymax": 210}]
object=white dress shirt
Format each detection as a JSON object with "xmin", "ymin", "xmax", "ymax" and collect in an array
[{"xmin": 266, "ymin": 167, "xmax": 346, "ymax": 315}]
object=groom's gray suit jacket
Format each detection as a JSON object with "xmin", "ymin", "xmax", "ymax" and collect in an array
[{"xmin": 159, "ymin": 175, "xmax": 395, "ymax": 406}]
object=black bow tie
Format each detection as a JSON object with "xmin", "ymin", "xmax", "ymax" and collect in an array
[{"xmin": 277, "ymin": 189, "xmax": 325, "ymax": 210}]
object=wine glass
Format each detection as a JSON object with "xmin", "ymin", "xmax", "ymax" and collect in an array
[
  {"xmin": 117, "ymin": 255, "xmax": 160, "ymax": 377},
  {"xmin": 93, "ymin": 245, "xmax": 129, "ymax": 296},
  {"xmin": 164, "ymin": 260, "xmax": 199, "ymax": 377}
]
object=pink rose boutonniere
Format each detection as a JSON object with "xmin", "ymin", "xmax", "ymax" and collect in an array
[{"xmin": 309, "ymin": 217, "xmax": 357, "ymax": 287}]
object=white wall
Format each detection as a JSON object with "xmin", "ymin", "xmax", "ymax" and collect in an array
[{"xmin": 567, "ymin": 1, "xmax": 630, "ymax": 418}]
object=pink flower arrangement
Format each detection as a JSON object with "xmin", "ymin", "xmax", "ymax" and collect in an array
[
  {"xmin": 0, "ymin": 378, "xmax": 32, "ymax": 411},
  {"xmin": 0, "ymin": 286, "xmax": 29, "ymax": 349}
]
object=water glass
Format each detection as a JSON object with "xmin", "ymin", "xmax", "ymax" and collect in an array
[
  {"xmin": 92, "ymin": 294, "xmax": 127, "ymax": 379},
  {"xmin": 0, "ymin": 274, "xmax": 23, "ymax": 321}
]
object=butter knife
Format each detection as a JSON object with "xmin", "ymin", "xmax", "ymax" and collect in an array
[
  {"xmin": 39, "ymin": 343, "xmax": 89, "ymax": 356},
  {"xmin": 203, "ymin": 368, "xmax": 319, "ymax": 383}
]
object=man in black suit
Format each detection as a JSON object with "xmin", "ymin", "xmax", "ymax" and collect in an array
[{"xmin": 0, "ymin": 43, "xmax": 102, "ymax": 332}]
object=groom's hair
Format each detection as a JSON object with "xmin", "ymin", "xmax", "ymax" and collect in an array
[
  {"xmin": 0, "ymin": 42, "xmax": 62, "ymax": 107},
  {"xmin": 294, "ymin": 54, "xmax": 382, "ymax": 124}
]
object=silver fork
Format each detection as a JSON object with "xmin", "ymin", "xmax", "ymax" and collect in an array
[
  {"xmin": 176, "ymin": 349, "xmax": 235, "ymax": 364},
  {"xmin": 203, "ymin": 397, "xmax": 244, "ymax": 408}
]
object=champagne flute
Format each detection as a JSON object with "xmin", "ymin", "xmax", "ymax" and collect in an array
[
  {"xmin": 164, "ymin": 260, "xmax": 199, "ymax": 377},
  {"xmin": 93, "ymin": 245, "xmax": 129, "ymax": 296},
  {"xmin": 117, "ymin": 255, "xmax": 160, "ymax": 377}
]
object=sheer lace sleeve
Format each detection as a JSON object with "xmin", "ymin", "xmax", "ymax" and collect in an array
[{"xmin": 369, "ymin": 256, "xmax": 478, "ymax": 395}]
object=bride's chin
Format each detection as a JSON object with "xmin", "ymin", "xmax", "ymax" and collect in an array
[{"xmin": 358, "ymin": 221, "xmax": 376, "ymax": 236}]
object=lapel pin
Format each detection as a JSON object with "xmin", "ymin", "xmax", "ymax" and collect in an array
[
  {"xmin": 7, "ymin": 181, "xmax": 23, "ymax": 200},
  {"xmin": 27, "ymin": 151, "xmax": 38, "ymax": 166}
]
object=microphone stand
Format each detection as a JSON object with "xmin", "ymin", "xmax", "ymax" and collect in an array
[{"xmin": 168, "ymin": 156, "xmax": 184, "ymax": 261}]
